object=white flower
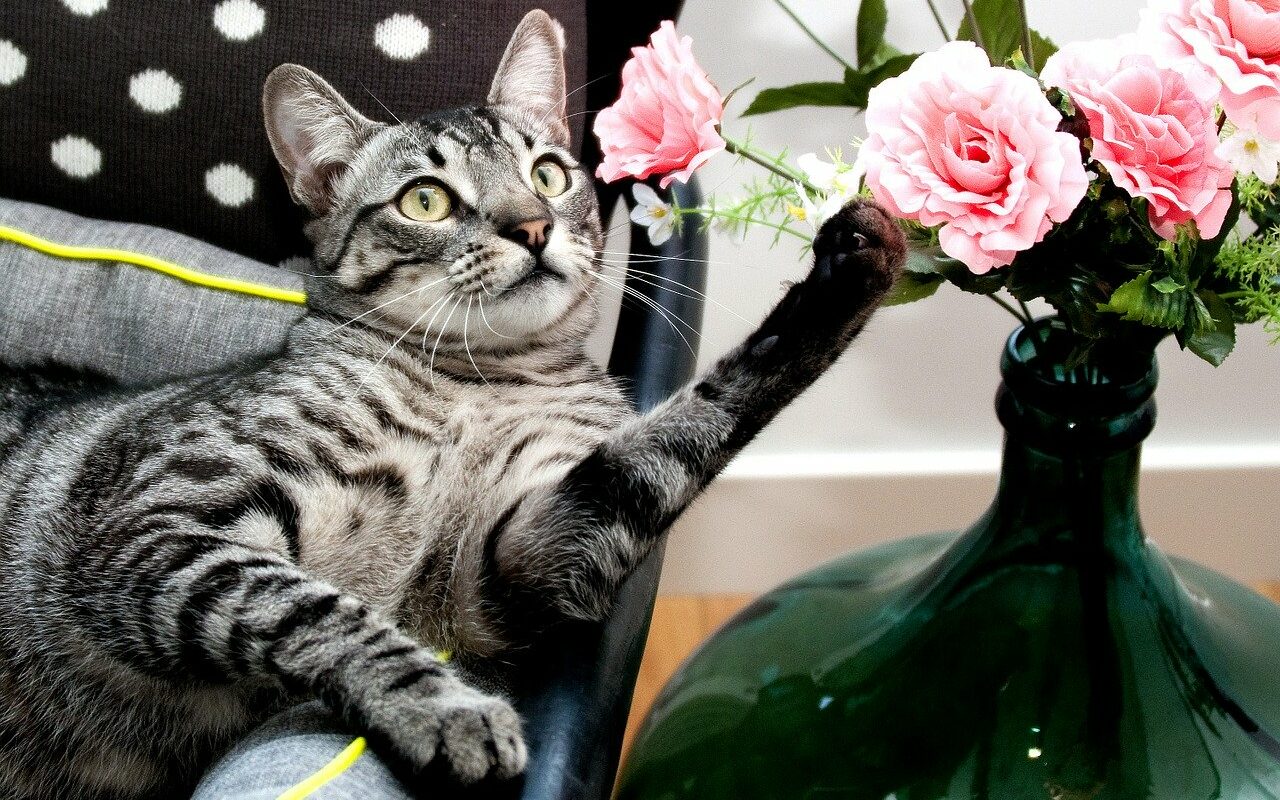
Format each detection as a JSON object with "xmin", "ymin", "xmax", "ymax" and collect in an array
[
  {"xmin": 630, "ymin": 182, "xmax": 676, "ymax": 246},
  {"xmin": 789, "ymin": 181, "xmax": 845, "ymax": 232},
  {"xmin": 1218, "ymin": 127, "xmax": 1280, "ymax": 184},
  {"xmin": 797, "ymin": 152, "xmax": 858, "ymax": 196}
]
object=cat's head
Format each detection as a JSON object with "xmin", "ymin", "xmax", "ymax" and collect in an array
[{"xmin": 263, "ymin": 10, "xmax": 602, "ymax": 352}]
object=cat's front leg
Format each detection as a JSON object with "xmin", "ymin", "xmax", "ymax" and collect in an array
[
  {"xmin": 488, "ymin": 198, "xmax": 907, "ymax": 624},
  {"xmin": 70, "ymin": 523, "xmax": 526, "ymax": 787}
]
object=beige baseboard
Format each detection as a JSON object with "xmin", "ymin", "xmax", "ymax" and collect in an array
[{"xmin": 659, "ymin": 448, "xmax": 1280, "ymax": 594}]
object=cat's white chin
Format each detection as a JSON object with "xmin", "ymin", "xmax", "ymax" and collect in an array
[{"xmin": 472, "ymin": 275, "xmax": 586, "ymax": 343}]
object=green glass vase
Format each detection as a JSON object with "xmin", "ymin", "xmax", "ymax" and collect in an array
[{"xmin": 618, "ymin": 322, "xmax": 1280, "ymax": 800}]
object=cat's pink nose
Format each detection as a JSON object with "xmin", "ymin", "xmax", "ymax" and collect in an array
[{"xmin": 504, "ymin": 218, "xmax": 552, "ymax": 253}]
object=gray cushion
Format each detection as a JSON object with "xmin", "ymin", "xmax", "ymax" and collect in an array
[{"xmin": 0, "ymin": 198, "xmax": 302, "ymax": 385}]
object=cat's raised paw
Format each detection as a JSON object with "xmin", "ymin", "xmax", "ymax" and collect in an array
[{"xmin": 809, "ymin": 197, "xmax": 906, "ymax": 301}]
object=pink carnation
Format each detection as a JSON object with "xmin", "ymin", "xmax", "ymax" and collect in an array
[
  {"xmin": 593, "ymin": 22, "xmax": 725, "ymax": 188},
  {"xmin": 1141, "ymin": 0, "xmax": 1280, "ymax": 139},
  {"xmin": 856, "ymin": 42, "xmax": 1087, "ymax": 273},
  {"xmin": 1042, "ymin": 41, "xmax": 1234, "ymax": 241}
]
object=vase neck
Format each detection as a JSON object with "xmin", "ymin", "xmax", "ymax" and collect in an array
[
  {"xmin": 983, "ymin": 321, "xmax": 1158, "ymax": 552},
  {"xmin": 988, "ymin": 434, "xmax": 1145, "ymax": 550}
]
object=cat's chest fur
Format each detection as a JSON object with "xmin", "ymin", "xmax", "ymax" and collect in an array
[{"xmin": 290, "ymin": 372, "xmax": 631, "ymax": 655}]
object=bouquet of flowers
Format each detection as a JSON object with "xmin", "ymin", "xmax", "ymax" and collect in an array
[{"xmin": 594, "ymin": 0, "xmax": 1280, "ymax": 371}]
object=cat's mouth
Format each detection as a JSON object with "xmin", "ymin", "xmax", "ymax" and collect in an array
[{"xmin": 505, "ymin": 259, "xmax": 564, "ymax": 291}]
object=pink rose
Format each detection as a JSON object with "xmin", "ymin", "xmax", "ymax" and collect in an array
[
  {"xmin": 1042, "ymin": 41, "xmax": 1234, "ymax": 241},
  {"xmin": 855, "ymin": 42, "xmax": 1088, "ymax": 273},
  {"xmin": 594, "ymin": 21, "xmax": 725, "ymax": 188},
  {"xmin": 1141, "ymin": 0, "xmax": 1280, "ymax": 139}
]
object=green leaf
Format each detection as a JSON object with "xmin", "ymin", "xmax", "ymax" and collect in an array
[
  {"xmin": 884, "ymin": 270, "xmax": 944, "ymax": 306},
  {"xmin": 957, "ymin": 0, "xmax": 1020, "ymax": 62},
  {"xmin": 1028, "ymin": 30, "xmax": 1058, "ymax": 72},
  {"xmin": 864, "ymin": 53, "xmax": 918, "ymax": 85},
  {"xmin": 869, "ymin": 40, "xmax": 903, "ymax": 67},
  {"xmin": 956, "ymin": 0, "xmax": 1057, "ymax": 69},
  {"xmin": 742, "ymin": 81, "xmax": 860, "ymax": 116},
  {"xmin": 1097, "ymin": 270, "xmax": 1188, "ymax": 329},
  {"xmin": 1188, "ymin": 182, "xmax": 1241, "ymax": 282},
  {"xmin": 838, "ymin": 56, "xmax": 919, "ymax": 107},
  {"xmin": 903, "ymin": 245, "xmax": 953, "ymax": 274},
  {"xmin": 1006, "ymin": 49, "xmax": 1037, "ymax": 80},
  {"xmin": 1183, "ymin": 290, "xmax": 1236, "ymax": 366},
  {"xmin": 1151, "ymin": 276, "xmax": 1183, "ymax": 294},
  {"xmin": 936, "ymin": 258, "xmax": 1006, "ymax": 295},
  {"xmin": 856, "ymin": 0, "xmax": 888, "ymax": 68}
]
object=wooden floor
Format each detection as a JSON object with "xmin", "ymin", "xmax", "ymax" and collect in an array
[
  {"xmin": 622, "ymin": 583, "xmax": 1280, "ymax": 758},
  {"xmin": 622, "ymin": 594, "xmax": 753, "ymax": 754}
]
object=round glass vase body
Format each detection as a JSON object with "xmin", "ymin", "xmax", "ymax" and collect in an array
[{"xmin": 617, "ymin": 323, "xmax": 1280, "ymax": 800}]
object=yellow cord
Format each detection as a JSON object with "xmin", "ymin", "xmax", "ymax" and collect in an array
[
  {"xmin": 0, "ymin": 224, "xmax": 307, "ymax": 305},
  {"xmin": 274, "ymin": 736, "xmax": 367, "ymax": 800}
]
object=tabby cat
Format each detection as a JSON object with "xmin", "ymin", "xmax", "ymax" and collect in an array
[{"xmin": 0, "ymin": 10, "xmax": 905, "ymax": 799}]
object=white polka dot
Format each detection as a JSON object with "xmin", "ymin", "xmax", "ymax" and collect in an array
[
  {"xmin": 128, "ymin": 69, "xmax": 182, "ymax": 114},
  {"xmin": 51, "ymin": 135, "xmax": 102, "ymax": 179},
  {"xmin": 60, "ymin": 0, "xmax": 108, "ymax": 16},
  {"xmin": 205, "ymin": 164, "xmax": 255, "ymax": 207},
  {"xmin": 375, "ymin": 14, "xmax": 431, "ymax": 60},
  {"xmin": 213, "ymin": 0, "xmax": 265, "ymax": 41},
  {"xmin": 0, "ymin": 40, "xmax": 26, "ymax": 87}
]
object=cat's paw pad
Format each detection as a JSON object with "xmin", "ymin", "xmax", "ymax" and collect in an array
[{"xmin": 809, "ymin": 198, "xmax": 906, "ymax": 300}]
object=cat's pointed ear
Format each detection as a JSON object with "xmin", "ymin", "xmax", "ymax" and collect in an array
[
  {"xmin": 487, "ymin": 10, "xmax": 569, "ymax": 146},
  {"xmin": 263, "ymin": 64, "xmax": 380, "ymax": 216}
]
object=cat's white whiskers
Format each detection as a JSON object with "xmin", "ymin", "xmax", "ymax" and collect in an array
[
  {"xmin": 428, "ymin": 295, "xmax": 466, "ymax": 392},
  {"xmin": 586, "ymin": 271, "xmax": 699, "ymax": 358},
  {"xmin": 419, "ymin": 289, "xmax": 458, "ymax": 358},
  {"xmin": 359, "ymin": 79, "xmax": 405, "ymax": 126},
  {"xmin": 322, "ymin": 277, "xmax": 450, "ymax": 337},
  {"xmin": 592, "ymin": 259, "xmax": 752, "ymax": 325},
  {"xmin": 462, "ymin": 297, "xmax": 492, "ymax": 389},
  {"xmin": 477, "ymin": 293, "xmax": 519, "ymax": 340},
  {"xmin": 594, "ymin": 249, "xmax": 763, "ymax": 269},
  {"xmin": 355, "ymin": 299, "xmax": 441, "ymax": 395},
  {"xmin": 532, "ymin": 72, "xmax": 613, "ymax": 131}
]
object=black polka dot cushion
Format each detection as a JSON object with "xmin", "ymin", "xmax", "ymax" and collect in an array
[{"xmin": 0, "ymin": 0, "xmax": 588, "ymax": 265}]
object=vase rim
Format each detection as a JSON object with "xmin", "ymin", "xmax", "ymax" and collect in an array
[{"xmin": 1000, "ymin": 318, "xmax": 1158, "ymax": 419}]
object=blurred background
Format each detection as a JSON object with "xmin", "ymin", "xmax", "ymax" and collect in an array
[{"xmin": 632, "ymin": 0, "xmax": 1280, "ymax": 593}]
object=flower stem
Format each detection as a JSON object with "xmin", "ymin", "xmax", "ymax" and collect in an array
[
  {"xmin": 679, "ymin": 206, "xmax": 811, "ymax": 242},
  {"xmin": 1017, "ymin": 0, "xmax": 1035, "ymax": 68},
  {"xmin": 987, "ymin": 293, "xmax": 1026, "ymax": 323},
  {"xmin": 925, "ymin": 0, "xmax": 952, "ymax": 42},
  {"xmin": 772, "ymin": 0, "xmax": 857, "ymax": 72},
  {"xmin": 958, "ymin": 0, "xmax": 988, "ymax": 54},
  {"xmin": 723, "ymin": 137, "xmax": 822, "ymax": 196}
]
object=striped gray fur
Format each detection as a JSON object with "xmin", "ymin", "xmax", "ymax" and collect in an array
[{"xmin": 0, "ymin": 11, "xmax": 906, "ymax": 800}]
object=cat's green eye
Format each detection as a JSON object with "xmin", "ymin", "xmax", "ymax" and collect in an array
[
  {"xmin": 399, "ymin": 183, "xmax": 453, "ymax": 222},
  {"xmin": 531, "ymin": 159, "xmax": 569, "ymax": 198}
]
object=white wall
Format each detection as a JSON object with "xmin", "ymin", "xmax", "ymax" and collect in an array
[{"xmin": 649, "ymin": 0, "xmax": 1280, "ymax": 592}]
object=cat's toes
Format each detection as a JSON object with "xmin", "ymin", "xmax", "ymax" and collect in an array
[
  {"xmin": 367, "ymin": 679, "xmax": 527, "ymax": 789},
  {"xmin": 809, "ymin": 197, "xmax": 906, "ymax": 299},
  {"xmin": 431, "ymin": 690, "xmax": 527, "ymax": 783}
]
